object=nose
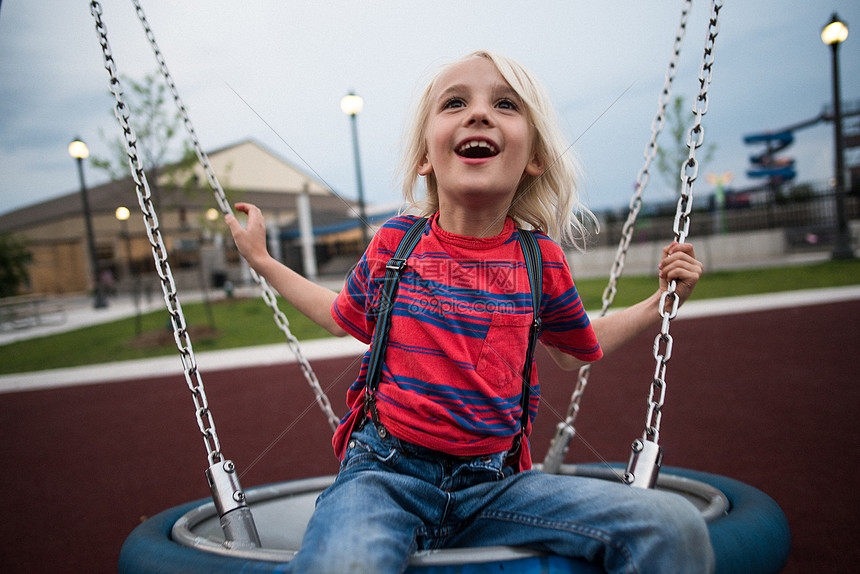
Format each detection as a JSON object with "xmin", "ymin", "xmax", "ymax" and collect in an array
[{"xmin": 465, "ymin": 100, "xmax": 493, "ymax": 126}]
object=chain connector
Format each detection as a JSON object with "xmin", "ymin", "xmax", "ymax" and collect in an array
[
  {"xmin": 624, "ymin": 438, "xmax": 663, "ymax": 489},
  {"xmin": 205, "ymin": 459, "xmax": 261, "ymax": 548},
  {"xmin": 542, "ymin": 422, "xmax": 576, "ymax": 474}
]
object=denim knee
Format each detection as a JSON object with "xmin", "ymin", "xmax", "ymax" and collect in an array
[{"xmin": 646, "ymin": 490, "xmax": 715, "ymax": 573}]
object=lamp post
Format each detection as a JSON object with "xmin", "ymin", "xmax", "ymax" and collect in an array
[
  {"xmin": 707, "ymin": 172, "xmax": 734, "ymax": 235},
  {"xmin": 115, "ymin": 206, "xmax": 133, "ymax": 279},
  {"xmin": 69, "ymin": 138, "xmax": 108, "ymax": 308},
  {"xmin": 115, "ymin": 206, "xmax": 142, "ymax": 334},
  {"xmin": 821, "ymin": 13, "xmax": 854, "ymax": 259},
  {"xmin": 341, "ymin": 92, "xmax": 369, "ymax": 247}
]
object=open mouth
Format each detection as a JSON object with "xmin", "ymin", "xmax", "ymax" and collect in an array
[{"xmin": 456, "ymin": 140, "xmax": 498, "ymax": 159}]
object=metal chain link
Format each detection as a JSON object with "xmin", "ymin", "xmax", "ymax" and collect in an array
[
  {"xmin": 89, "ymin": 0, "xmax": 223, "ymax": 465},
  {"xmin": 543, "ymin": 0, "xmax": 692, "ymax": 474},
  {"xmin": 643, "ymin": 0, "xmax": 722, "ymax": 445},
  {"xmin": 129, "ymin": 0, "xmax": 339, "ymax": 431}
]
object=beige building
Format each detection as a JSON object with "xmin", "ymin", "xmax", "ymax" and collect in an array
[{"xmin": 0, "ymin": 140, "xmax": 374, "ymax": 297}]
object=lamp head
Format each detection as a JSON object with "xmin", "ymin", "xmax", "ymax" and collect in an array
[
  {"xmin": 340, "ymin": 93, "xmax": 364, "ymax": 116},
  {"xmin": 822, "ymin": 13, "xmax": 848, "ymax": 46},
  {"xmin": 68, "ymin": 138, "xmax": 90, "ymax": 160}
]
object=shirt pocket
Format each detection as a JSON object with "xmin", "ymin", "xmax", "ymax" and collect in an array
[{"xmin": 475, "ymin": 312, "xmax": 533, "ymax": 391}]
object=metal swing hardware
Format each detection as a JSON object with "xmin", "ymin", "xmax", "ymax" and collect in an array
[
  {"xmin": 624, "ymin": 438, "xmax": 664, "ymax": 489},
  {"xmin": 206, "ymin": 460, "xmax": 261, "ymax": 548},
  {"xmin": 88, "ymin": 0, "xmax": 264, "ymax": 547},
  {"xmin": 624, "ymin": 0, "xmax": 721, "ymax": 489},
  {"xmin": 541, "ymin": 0, "xmax": 692, "ymax": 475},
  {"xmin": 98, "ymin": 0, "xmax": 342, "ymax": 434},
  {"xmin": 542, "ymin": 0, "xmax": 723, "ymax": 486},
  {"xmin": 542, "ymin": 422, "xmax": 576, "ymax": 475}
]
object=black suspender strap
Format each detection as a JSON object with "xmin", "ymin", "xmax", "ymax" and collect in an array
[
  {"xmin": 506, "ymin": 228, "xmax": 543, "ymax": 466},
  {"xmin": 363, "ymin": 217, "xmax": 428, "ymax": 436}
]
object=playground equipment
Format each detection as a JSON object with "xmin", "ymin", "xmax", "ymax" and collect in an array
[{"xmin": 84, "ymin": 1, "xmax": 790, "ymax": 571}]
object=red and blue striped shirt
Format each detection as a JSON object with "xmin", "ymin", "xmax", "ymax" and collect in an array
[{"xmin": 331, "ymin": 212, "xmax": 601, "ymax": 470}]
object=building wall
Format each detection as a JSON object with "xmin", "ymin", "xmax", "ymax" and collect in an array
[
  {"xmin": 191, "ymin": 141, "xmax": 329, "ymax": 195},
  {"xmin": 27, "ymin": 240, "xmax": 89, "ymax": 295},
  {"xmin": 1, "ymin": 141, "xmax": 353, "ymax": 298}
]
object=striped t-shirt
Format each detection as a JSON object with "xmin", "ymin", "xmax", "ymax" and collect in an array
[{"xmin": 331, "ymin": 212, "xmax": 602, "ymax": 470}]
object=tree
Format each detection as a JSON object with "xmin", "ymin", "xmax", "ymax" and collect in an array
[
  {"xmin": 787, "ymin": 183, "xmax": 816, "ymax": 203},
  {"xmin": 655, "ymin": 96, "xmax": 717, "ymax": 197},
  {"xmin": 91, "ymin": 72, "xmax": 194, "ymax": 207},
  {"xmin": 0, "ymin": 233, "xmax": 32, "ymax": 298},
  {"xmin": 91, "ymin": 71, "xmax": 236, "ymax": 208},
  {"xmin": 91, "ymin": 71, "xmax": 232, "ymax": 329}
]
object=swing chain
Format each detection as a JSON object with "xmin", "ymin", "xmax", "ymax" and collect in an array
[
  {"xmin": 626, "ymin": 0, "xmax": 723, "ymax": 489},
  {"xmin": 90, "ymin": 0, "xmax": 223, "ymax": 465},
  {"xmin": 130, "ymin": 0, "xmax": 340, "ymax": 431},
  {"xmin": 256, "ymin": 266, "xmax": 340, "ymax": 431},
  {"xmin": 648, "ymin": 0, "xmax": 722, "ymax": 440},
  {"xmin": 542, "ymin": 0, "xmax": 692, "ymax": 474},
  {"xmin": 601, "ymin": 0, "xmax": 693, "ymax": 316},
  {"xmin": 129, "ymin": 0, "xmax": 231, "ymax": 217},
  {"xmin": 674, "ymin": 0, "xmax": 722, "ymax": 246}
]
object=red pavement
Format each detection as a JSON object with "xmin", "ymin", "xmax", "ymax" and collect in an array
[{"xmin": 1, "ymin": 299, "xmax": 858, "ymax": 573}]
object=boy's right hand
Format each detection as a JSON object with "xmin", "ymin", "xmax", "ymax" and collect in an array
[
  {"xmin": 225, "ymin": 203, "xmax": 346, "ymax": 337},
  {"xmin": 225, "ymin": 202, "xmax": 270, "ymax": 269}
]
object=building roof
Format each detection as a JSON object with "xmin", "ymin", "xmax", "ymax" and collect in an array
[{"xmin": 0, "ymin": 139, "xmax": 358, "ymax": 233}]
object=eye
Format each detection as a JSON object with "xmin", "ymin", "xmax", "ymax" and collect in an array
[
  {"xmin": 496, "ymin": 98, "xmax": 518, "ymax": 111},
  {"xmin": 443, "ymin": 97, "xmax": 465, "ymax": 109}
]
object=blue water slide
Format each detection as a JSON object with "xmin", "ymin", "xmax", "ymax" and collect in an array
[{"xmin": 743, "ymin": 130, "xmax": 796, "ymax": 181}]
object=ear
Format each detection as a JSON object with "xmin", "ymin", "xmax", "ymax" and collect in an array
[
  {"xmin": 524, "ymin": 152, "xmax": 544, "ymax": 177},
  {"xmin": 417, "ymin": 154, "xmax": 433, "ymax": 176}
]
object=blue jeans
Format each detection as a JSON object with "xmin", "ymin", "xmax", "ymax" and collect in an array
[{"xmin": 288, "ymin": 422, "xmax": 715, "ymax": 574}]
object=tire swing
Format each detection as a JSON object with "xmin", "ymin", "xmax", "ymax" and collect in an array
[{"xmin": 92, "ymin": 0, "xmax": 789, "ymax": 572}]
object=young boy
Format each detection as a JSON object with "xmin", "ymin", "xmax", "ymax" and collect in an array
[{"xmin": 226, "ymin": 51, "xmax": 713, "ymax": 574}]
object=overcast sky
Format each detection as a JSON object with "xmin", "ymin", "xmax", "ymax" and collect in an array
[{"xmin": 1, "ymin": 1, "xmax": 858, "ymax": 219}]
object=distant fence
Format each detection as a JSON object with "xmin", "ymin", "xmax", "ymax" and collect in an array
[
  {"xmin": 109, "ymin": 191, "xmax": 860, "ymax": 292},
  {"xmin": 592, "ymin": 192, "xmax": 860, "ymax": 251},
  {"xmin": 0, "ymin": 295, "xmax": 67, "ymax": 332}
]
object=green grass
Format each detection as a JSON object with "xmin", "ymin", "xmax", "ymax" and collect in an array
[
  {"xmin": 0, "ymin": 297, "xmax": 329, "ymax": 375},
  {"xmin": 1, "ymin": 259, "xmax": 859, "ymax": 375},
  {"xmin": 573, "ymin": 259, "xmax": 860, "ymax": 308}
]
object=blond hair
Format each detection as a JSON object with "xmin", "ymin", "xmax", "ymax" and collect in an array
[{"xmin": 399, "ymin": 50, "xmax": 595, "ymax": 248}]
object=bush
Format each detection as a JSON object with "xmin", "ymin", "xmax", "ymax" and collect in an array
[{"xmin": 0, "ymin": 233, "xmax": 31, "ymax": 298}]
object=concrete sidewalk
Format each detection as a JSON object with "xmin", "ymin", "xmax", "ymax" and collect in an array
[
  {"xmin": 0, "ymin": 276, "xmax": 349, "ymax": 347},
  {"xmin": 3, "ymin": 284, "xmax": 860, "ymax": 394}
]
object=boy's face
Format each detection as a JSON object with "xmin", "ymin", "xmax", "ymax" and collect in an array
[{"xmin": 418, "ymin": 57, "xmax": 543, "ymax": 207}]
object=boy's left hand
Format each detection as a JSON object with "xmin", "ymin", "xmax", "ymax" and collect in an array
[{"xmin": 658, "ymin": 242, "xmax": 703, "ymax": 307}]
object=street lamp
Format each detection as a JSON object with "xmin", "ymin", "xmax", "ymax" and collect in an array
[
  {"xmin": 821, "ymin": 13, "xmax": 854, "ymax": 259},
  {"xmin": 69, "ymin": 137, "xmax": 109, "ymax": 308},
  {"xmin": 114, "ymin": 206, "xmax": 133, "ymax": 282},
  {"xmin": 341, "ymin": 92, "xmax": 370, "ymax": 247},
  {"xmin": 115, "ymin": 206, "xmax": 142, "ymax": 334}
]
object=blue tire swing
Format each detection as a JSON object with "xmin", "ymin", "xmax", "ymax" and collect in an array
[
  {"xmin": 90, "ymin": 1, "xmax": 789, "ymax": 572},
  {"xmin": 118, "ymin": 465, "xmax": 790, "ymax": 574}
]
